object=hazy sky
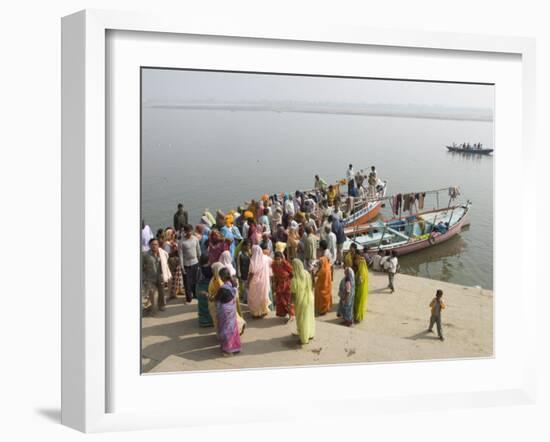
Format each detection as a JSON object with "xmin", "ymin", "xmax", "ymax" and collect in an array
[{"xmin": 142, "ymin": 68, "xmax": 494, "ymax": 110}]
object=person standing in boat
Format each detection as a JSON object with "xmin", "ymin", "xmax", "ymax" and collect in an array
[
  {"xmin": 314, "ymin": 175, "xmax": 328, "ymax": 193},
  {"xmin": 367, "ymin": 166, "xmax": 378, "ymax": 198},
  {"xmin": 173, "ymin": 203, "xmax": 189, "ymax": 233},
  {"xmin": 355, "ymin": 169, "xmax": 365, "ymax": 189},
  {"xmin": 346, "ymin": 164, "xmax": 355, "ymax": 196}
]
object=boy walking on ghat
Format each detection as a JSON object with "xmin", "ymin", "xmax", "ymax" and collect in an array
[
  {"xmin": 381, "ymin": 250, "xmax": 398, "ymax": 293},
  {"xmin": 428, "ymin": 289, "xmax": 446, "ymax": 341}
]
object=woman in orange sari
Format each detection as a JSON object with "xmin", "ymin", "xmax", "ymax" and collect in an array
[{"xmin": 314, "ymin": 241, "xmax": 333, "ymax": 315}]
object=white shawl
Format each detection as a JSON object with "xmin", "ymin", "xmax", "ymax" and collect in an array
[{"xmin": 158, "ymin": 248, "xmax": 172, "ymax": 283}]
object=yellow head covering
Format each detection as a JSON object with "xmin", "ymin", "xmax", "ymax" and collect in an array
[{"xmin": 224, "ymin": 214, "xmax": 234, "ymax": 227}]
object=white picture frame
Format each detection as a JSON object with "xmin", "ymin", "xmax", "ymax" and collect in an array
[{"xmin": 61, "ymin": 9, "xmax": 537, "ymax": 433}]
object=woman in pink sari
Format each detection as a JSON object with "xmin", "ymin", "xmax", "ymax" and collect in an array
[
  {"xmin": 215, "ymin": 268, "xmax": 241, "ymax": 355},
  {"xmin": 247, "ymin": 245, "xmax": 272, "ymax": 318},
  {"xmin": 219, "ymin": 250, "xmax": 243, "ymax": 318}
]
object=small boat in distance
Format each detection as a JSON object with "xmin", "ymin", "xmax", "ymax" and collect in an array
[{"xmin": 446, "ymin": 142, "xmax": 493, "ymax": 155}]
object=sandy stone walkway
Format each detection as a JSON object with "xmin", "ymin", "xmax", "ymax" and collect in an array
[{"xmin": 141, "ymin": 269, "xmax": 493, "ymax": 373}]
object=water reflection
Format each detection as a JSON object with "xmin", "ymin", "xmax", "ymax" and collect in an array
[
  {"xmin": 446, "ymin": 150, "xmax": 493, "ymax": 163},
  {"xmin": 398, "ymin": 234, "xmax": 468, "ymax": 283}
]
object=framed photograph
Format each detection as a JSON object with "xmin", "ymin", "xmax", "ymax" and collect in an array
[{"xmin": 61, "ymin": 9, "xmax": 537, "ymax": 432}]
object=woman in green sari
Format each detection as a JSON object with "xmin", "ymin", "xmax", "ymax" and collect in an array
[
  {"xmin": 353, "ymin": 256, "xmax": 369, "ymax": 322},
  {"xmin": 290, "ymin": 259, "xmax": 315, "ymax": 344},
  {"xmin": 196, "ymin": 254, "xmax": 214, "ymax": 327}
]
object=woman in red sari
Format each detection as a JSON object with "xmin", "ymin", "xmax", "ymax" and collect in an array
[{"xmin": 271, "ymin": 251, "xmax": 295, "ymax": 319}]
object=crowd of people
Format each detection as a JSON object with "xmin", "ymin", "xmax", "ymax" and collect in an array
[{"xmin": 141, "ymin": 168, "xmax": 398, "ymax": 356}]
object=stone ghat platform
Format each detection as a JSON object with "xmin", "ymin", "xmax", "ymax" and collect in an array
[{"xmin": 142, "ymin": 269, "xmax": 493, "ymax": 373}]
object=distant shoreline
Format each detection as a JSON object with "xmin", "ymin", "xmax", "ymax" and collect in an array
[{"xmin": 144, "ymin": 102, "xmax": 494, "ymax": 123}]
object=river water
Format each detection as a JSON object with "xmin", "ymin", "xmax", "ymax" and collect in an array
[{"xmin": 142, "ymin": 108, "xmax": 493, "ymax": 289}]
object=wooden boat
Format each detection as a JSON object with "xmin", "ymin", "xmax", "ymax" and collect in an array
[
  {"xmin": 342, "ymin": 181, "xmax": 387, "ymax": 228},
  {"xmin": 343, "ymin": 202, "xmax": 471, "ymax": 256},
  {"xmin": 446, "ymin": 146, "xmax": 493, "ymax": 155}
]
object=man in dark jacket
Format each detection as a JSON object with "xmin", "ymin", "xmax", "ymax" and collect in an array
[
  {"xmin": 173, "ymin": 203, "xmax": 189, "ymax": 232},
  {"xmin": 330, "ymin": 215, "xmax": 346, "ymax": 266}
]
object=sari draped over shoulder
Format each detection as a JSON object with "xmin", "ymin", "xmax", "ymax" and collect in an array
[
  {"xmin": 344, "ymin": 251, "xmax": 354, "ymax": 269},
  {"xmin": 314, "ymin": 255, "xmax": 333, "ymax": 314},
  {"xmin": 209, "ymin": 262, "xmax": 246, "ymax": 334},
  {"xmin": 219, "ymin": 250, "xmax": 246, "ymax": 330},
  {"xmin": 197, "ymin": 265, "xmax": 214, "ymax": 327},
  {"xmin": 354, "ymin": 258, "xmax": 369, "ymax": 322},
  {"xmin": 338, "ymin": 268, "xmax": 355, "ymax": 324},
  {"xmin": 291, "ymin": 259, "xmax": 315, "ymax": 344},
  {"xmin": 247, "ymin": 245, "xmax": 272, "ymax": 317},
  {"xmin": 208, "ymin": 263, "xmax": 224, "ymax": 329},
  {"xmin": 272, "ymin": 259, "xmax": 294, "ymax": 317},
  {"xmin": 287, "ymin": 228, "xmax": 300, "ymax": 260},
  {"xmin": 215, "ymin": 283, "xmax": 241, "ymax": 353}
]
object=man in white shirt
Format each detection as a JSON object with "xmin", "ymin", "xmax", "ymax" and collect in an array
[
  {"xmin": 284, "ymin": 196, "xmax": 295, "ymax": 217},
  {"xmin": 324, "ymin": 225, "xmax": 337, "ymax": 266}
]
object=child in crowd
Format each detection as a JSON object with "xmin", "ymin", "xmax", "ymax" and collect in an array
[{"xmin": 381, "ymin": 250, "xmax": 398, "ymax": 293}]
